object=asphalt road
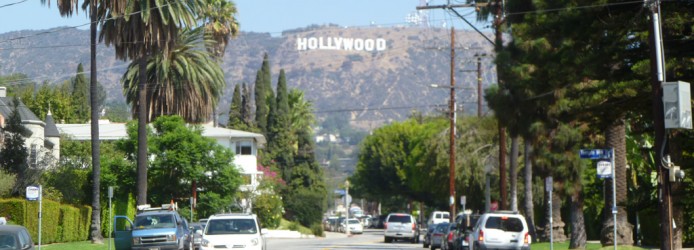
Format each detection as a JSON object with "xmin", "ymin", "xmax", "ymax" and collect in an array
[{"xmin": 266, "ymin": 228, "xmax": 425, "ymax": 250}]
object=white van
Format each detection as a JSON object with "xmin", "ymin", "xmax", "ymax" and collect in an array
[{"xmin": 428, "ymin": 211, "xmax": 450, "ymax": 225}]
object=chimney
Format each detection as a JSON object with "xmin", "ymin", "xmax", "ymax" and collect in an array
[{"xmin": 0, "ymin": 87, "xmax": 6, "ymax": 97}]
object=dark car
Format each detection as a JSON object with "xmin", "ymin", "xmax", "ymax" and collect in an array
[
  {"xmin": 0, "ymin": 225, "xmax": 35, "ymax": 250},
  {"xmin": 453, "ymin": 213, "xmax": 480, "ymax": 250},
  {"xmin": 422, "ymin": 223, "xmax": 437, "ymax": 248},
  {"xmin": 441, "ymin": 223, "xmax": 457, "ymax": 250},
  {"xmin": 430, "ymin": 222, "xmax": 449, "ymax": 250},
  {"xmin": 190, "ymin": 222, "xmax": 205, "ymax": 250}
]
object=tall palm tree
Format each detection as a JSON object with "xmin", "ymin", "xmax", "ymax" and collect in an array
[
  {"xmin": 200, "ymin": 0, "xmax": 240, "ymax": 61},
  {"xmin": 121, "ymin": 28, "xmax": 225, "ymax": 123},
  {"xmin": 40, "ymin": 0, "xmax": 104, "ymax": 243},
  {"xmin": 98, "ymin": 0, "xmax": 203, "ymax": 205}
]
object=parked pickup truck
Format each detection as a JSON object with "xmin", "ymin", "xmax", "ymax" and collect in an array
[{"xmin": 114, "ymin": 204, "xmax": 193, "ymax": 250}]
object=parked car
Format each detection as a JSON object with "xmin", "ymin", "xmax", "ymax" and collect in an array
[
  {"xmin": 469, "ymin": 211, "xmax": 530, "ymax": 250},
  {"xmin": 422, "ymin": 223, "xmax": 438, "ymax": 248},
  {"xmin": 190, "ymin": 222, "xmax": 205, "ymax": 250},
  {"xmin": 324, "ymin": 217, "xmax": 338, "ymax": 232},
  {"xmin": 428, "ymin": 211, "xmax": 450, "ymax": 226},
  {"xmin": 0, "ymin": 225, "xmax": 34, "ymax": 250},
  {"xmin": 453, "ymin": 213, "xmax": 480, "ymax": 250},
  {"xmin": 441, "ymin": 223, "xmax": 457, "ymax": 250},
  {"xmin": 114, "ymin": 204, "xmax": 194, "ymax": 250},
  {"xmin": 384, "ymin": 213, "xmax": 419, "ymax": 243},
  {"xmin": 429, "ymin": 222, "xmax": 449, "ymax": 250},
  {"xmin": 342, "ymin": 219, "xmax": 364, "ymax": 234},
  {"xmin": 201, "ymin": 213, "xmax": 266, "ymax": 250}
]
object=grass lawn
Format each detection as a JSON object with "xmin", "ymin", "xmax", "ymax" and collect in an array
[
  {"xmin": 41, "ymin": 239, "xmax": 114, "ymax": 250},
  {"xmin": 531, "ymin": 242, "xmax": 653, "ymax": 250}
]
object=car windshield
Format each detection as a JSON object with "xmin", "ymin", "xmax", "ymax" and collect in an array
[
  {"xmin": 348, "ymin": 219, "xmax": 360, "ymax": 224},
  {"xmin": 388, "ymin": 215, "xmax": 411, "ymax": 223},
  {"xmin": 134, "ymin": 214, "xmax": 176, "ymax": 229},
  {"xmin": 484, "ymin": 217, "xmax": 524, "ymax": 232},
  {"xmin": 435, "ymin": 223, "xmax": 449, "ymax": 233},
  {"xmin": 0, "ymin": 233, "xmax": 18, "ymax": 249},
  {"xmin": 206, "ymin": 219, "xmax": 257, "ymax": 235}
]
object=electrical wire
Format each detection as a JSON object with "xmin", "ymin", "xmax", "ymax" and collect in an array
[{"xmin": 0, "ymin": 0, "xmax": 27, "ymax": 9}]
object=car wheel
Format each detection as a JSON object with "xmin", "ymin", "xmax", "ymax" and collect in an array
[
  {"xmin": 430, "ymin": 245, "xmax": 436, "ymax": 250},
  {"xmin": 424, "ymin": 242, "xmax": 430, "ymax": 248},
  {"xmin": 384, "ymin": 237, "xmax": 391, "ymax": 243}
]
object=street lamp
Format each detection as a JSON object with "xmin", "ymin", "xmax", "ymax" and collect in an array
[{"xmin": 345, "ymin": 180, "xmax": 350, "ymax": 236}]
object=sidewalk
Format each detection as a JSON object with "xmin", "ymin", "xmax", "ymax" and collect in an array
[{"xmin": 263, "ymin": 229, "xmax": 316, "ymax": 239}]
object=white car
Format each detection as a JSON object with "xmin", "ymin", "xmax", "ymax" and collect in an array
[
  {"xmin": 469, "ymin": 211, "xmax": 530, "ymax": 250},
  {"xmin": 201, "ymin": 213, "xmax": 266, "ymax": 250},
  {"xmin": 344, "ymin": 219, "xmax": 363, "ymax": 234}
]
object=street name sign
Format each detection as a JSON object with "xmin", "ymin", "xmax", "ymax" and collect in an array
[{"xmin": 579, "ymin": 149, "xmax": 612, "ymax": 159}]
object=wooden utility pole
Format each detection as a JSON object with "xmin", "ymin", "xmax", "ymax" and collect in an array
[
  {"xmin": 477, "ymin": 56, "xmax": 483, "ymax": 117},
  {"xmin": 449, "ymin": 27, "xmax": 457, "ymax": 220},
  {"xmin": 493, "ymin": 0, "xmax": 508, "ymax": 211},
  {"xmin": 647, "ymin": 0, "xmax": 673, "ymax": 248}
]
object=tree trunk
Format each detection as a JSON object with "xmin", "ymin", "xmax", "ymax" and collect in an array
[
  {"xmin": 509, "ymin": 136, "xmax": 519, "ymax": 212},
  {"xmin": 569, "ymin": 190, "xmax": 586, "ymax": 249},
  {"xmin": 136, "ymin": 55, "xmax": 148, "ymax": 205},
  {"xmin": 601, "ymin": 118, "xmax": 633, "ymax": 246},
  {"xmin": 89, "ymin": 1, "xmax": 103, "ymax": 243},
  {"xmin": 541, "ymin": 180, "xmax": 567, "ymax": 242},
  {"xmin": 523, "ymin": 140, "xmax": 536, "ymax": 240}
]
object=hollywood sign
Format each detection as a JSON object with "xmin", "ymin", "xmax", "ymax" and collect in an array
[{"xmin": 296, "ymin": 37, "xmax": 387, "ymax": 51}]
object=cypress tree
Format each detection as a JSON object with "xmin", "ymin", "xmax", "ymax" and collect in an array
[
  {"xmin": 227, "ymin": 84, "xmax": 243, "ymax": 128},
  {"xmin": 241, "ymin": 83, "xmax": 252, "ymax": 128},
  {"xmin": 268, "ymin": 69, "xmax": 293, "ymax": 181},
  {"xmin": 253, "ymin": 69, "xmax": 267, "ymax": 133},
  {"xmin": 71, "ymin": 63, "xmax": 90, "ymax": 123}
]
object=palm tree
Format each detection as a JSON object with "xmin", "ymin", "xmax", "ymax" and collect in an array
[
  {"xmin": 200, "ymin": 0, "xmax": 240, "ymax": 61},
  {"xmin": 40, "ymin": 0, "xmax": 104, "ymax": 243},
  {"xmin": 121, "ymin": 27, "xmax": 225, "ymax": 123},
  {"xmin": 98, "ymin": 0, "xmax": 203, "ymax": 205}
]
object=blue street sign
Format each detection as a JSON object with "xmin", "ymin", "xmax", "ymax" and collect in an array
[{"xmin": 579, "ymin": 149, "xmax": 612, "ymax": 159}]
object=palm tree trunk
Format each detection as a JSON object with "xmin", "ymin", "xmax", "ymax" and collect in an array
[
  {"xmin": 601, "ymin": 118, "xmax": 633, "ymax": 245},
  {"xmin": 569, "ymin": 189, "xmax": 586, "ymax": 249},
  {"xmin": 523, "ymin": 139, "xmax": 536, "ymax": 240},
  {"xmin": 542, "ymin": 180, "xmax": 567, "ymax": 242},
  {"xmin": 509, "ymin": 136, "xmax": 519, "ymax": 212},
  {"xmin": 89, "ymin": 1, "xmax": 103, "ymax": 243},
  {"xmin": 136, "ymin": 55, "xmax": 148, "ymax": 205}
]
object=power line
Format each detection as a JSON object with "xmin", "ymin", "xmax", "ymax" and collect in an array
[{"xmin": 0, "ymin": 0, "xmax": 27, "ymax": 9}]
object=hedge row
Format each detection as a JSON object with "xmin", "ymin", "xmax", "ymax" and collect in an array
[{"xmin": 0, "ymin": 198, "xmax": 90, "ymax": 244}]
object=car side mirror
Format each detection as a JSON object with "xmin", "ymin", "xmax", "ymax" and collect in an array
[{"xmin": 260, "ymin": 229, "xmax": 268, "ymax": 235}]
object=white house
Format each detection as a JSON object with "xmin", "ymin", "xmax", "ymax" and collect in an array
[
  {"xmin": 56, "ymin": 121, "xmax": 266, "ymax": 193},
  {"xmin": 0, "ymin": 87, "xmax": 60, "ymax": 166}
]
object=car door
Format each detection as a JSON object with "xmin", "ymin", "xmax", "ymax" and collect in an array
[{"xmin": 113, "ymin": 215, "xmax": 133, "ymax": 250}]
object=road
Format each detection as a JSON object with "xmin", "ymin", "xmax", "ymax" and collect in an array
[{"xmin": 266, "ymin": 229, "xmax": 424, "ymax": 250}]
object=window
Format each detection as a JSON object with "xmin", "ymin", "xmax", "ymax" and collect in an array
[
  {"xmin": 206, "ymin": 218, "xmax": 257, "ymax": 235},
  {"xmin": 484, "ymin": 216, "xmax": 524, "ymax": 232},
  {"xmin": 235, "ymin": 142, "xmax": 252, "ymax": 155}
]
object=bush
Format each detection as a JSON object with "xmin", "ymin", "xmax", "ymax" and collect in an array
[
  {"xmin": 252, "ymin": 193, "xmax": 282, "ymax": 229},
  {"xmin": 287, "ymin": 221, "xmax": 300, "ymax": 231},
  {"xmin": 310, "ymin": 223, "xmax": 324, "ymax": 237},
  {"xmin": 284, "ymin": 189, "xmax": 324, "ymax": 227},
  {"xmin": 0, "ymin": 198, "xmax": 91, "ymax": 243}
]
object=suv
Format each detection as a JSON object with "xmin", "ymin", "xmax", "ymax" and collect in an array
[
  {"xmin": 428, "ymin": 211, "xmax": 451, "ymax": 226},
  {"xmin": 383, "ymin": 213, "xmax": 419, "ymax": 243},
  {"xmin": 201, "ymin": 213, "xmax": 266, "ymax": 250},
  {"xmin": 469, "ymin": 211, "xmax": 530, "ymax": 250},
  {"xmin": 114, "ymin": 204, "xmax": 193, "ymax": 250}
]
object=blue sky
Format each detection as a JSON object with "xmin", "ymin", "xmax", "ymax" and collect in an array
[{"xmin": 0, "ymin": 0, "xmax": 488, "ymax": 34}]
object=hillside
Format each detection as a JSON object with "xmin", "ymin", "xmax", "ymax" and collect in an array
[{"xmin": 0, "ymin": 25, "xmax": 497, "ymax": 129}]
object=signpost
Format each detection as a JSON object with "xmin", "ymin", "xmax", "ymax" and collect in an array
[
  {"xmin": 108, "ymin": 186, "xmax": 114, "ymax": 250},
  {"xmin": 26, "ymin": 185, "xmax": 42, "ymax": 250},
  {"xmin": 580, "ymin": 148, "xmax": 616, "ymax": 250}
]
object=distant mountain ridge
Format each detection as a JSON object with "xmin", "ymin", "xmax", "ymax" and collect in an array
[{"xmin": 0, "ymin": 25, "xmax": 497, "ymax": 129}]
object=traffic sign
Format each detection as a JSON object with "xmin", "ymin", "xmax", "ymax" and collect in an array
[
  {"xmin": 579, "ymin": 149, "xmax": 612, "ymax": 159},
  {"xmin": 26, "ymin": 186, "xmax": 40, "ymax": 201},
  {"xmin": 597, "ymin": 161, "xmax": 613, "ymax": 179}
]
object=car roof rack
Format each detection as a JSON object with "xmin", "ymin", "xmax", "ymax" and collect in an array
[
  {"xmin": 487, "ymin": 210, "xmax": 519, "ymax": 215},
  {"xmin": 136, "ymin": 203, "xmax": 178, "ymax": 214}
]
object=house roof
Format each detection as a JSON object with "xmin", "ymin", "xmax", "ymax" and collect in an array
[
  {"xmin": 44, "ymin": 111, "xmax": 60, "ymax": 137},
  {"xmin": 0, "ymin": 97, "xmax": 41, "ymax": 123},
  {"xmin": 57, "ymin": 122, "xmax": 266, "ymax": 146}
]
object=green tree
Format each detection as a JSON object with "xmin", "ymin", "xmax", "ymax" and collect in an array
[
  {"xmin": 227, "ymin": 84, "xmax": 245, "ymax": 129},
  {"xmin": 72, "ymin": 63, "xmax": 90, "ymax": 123},
  {"xmin": 121, "ymin": 28, "xmax": 225, "ymax": 124},
  {"xmin": 240, "ymin": 83, "xmax": 253, "ymax": 128},
  {"xmin": 98, "ymin": 0, "xmax": 204, "ymax": 206},
  {"xmin": 268, "ymin": 69, "xmax": 293, "ymax": 181},
  {"xmin": 200, "ymin": 0, "xmax": 239, "ymax": 61},
  {"xmin": 253, "ymin": 69, "xmax": 267, "ymax": 133},
  {"xmin": 0, "ymin": 98, "xmax": 33, "ymax": 196}
]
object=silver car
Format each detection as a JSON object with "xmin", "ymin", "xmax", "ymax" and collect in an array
[{"xmin": 383, "ymin": 213, "xmax": 419, "ymax": 243}]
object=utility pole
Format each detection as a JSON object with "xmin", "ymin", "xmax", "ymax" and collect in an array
[
  {"xmin": 646, "ymin": 0, "xmax": 673, "ymax": 249},
  {"xmin": 477, "ymin": 56, "xmax": 483, "ymax": 117},
  {"xmin": 449, "ymin": 27, "xmax": 457, "ymax": 220}
]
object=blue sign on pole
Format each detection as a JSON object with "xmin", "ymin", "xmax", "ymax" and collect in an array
[{"xmin": 579, "ymin": 149, "xmax": 612, "ymax": 159}]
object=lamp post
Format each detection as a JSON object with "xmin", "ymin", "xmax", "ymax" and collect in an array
[{"xmin": 345, "ymin": 180, "xmax": 350, "ymax": 236}]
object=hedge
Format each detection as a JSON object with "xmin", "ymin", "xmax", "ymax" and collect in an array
[{"xmin": 0, "ymin": 198, "xmax": 91, "ymax": 244}]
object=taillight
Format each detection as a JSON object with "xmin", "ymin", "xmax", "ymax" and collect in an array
[
  {"xmin": 524, "ymin": 232, "xmax": 530, "ymax": 244},
  {"xmin": 384, "ymin": 222, "xmax": 388, "ymax": 230},
  {"xmin": 478, "ymin": 230, "xmax": 484, "ymax": 242},
  {"xmin": 447, "ymin": 232, "xmax": 454, "ymax": 241},
  {"xmin": 412, "ymin": 224, "xmax": 416, "ymax": 231}
]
